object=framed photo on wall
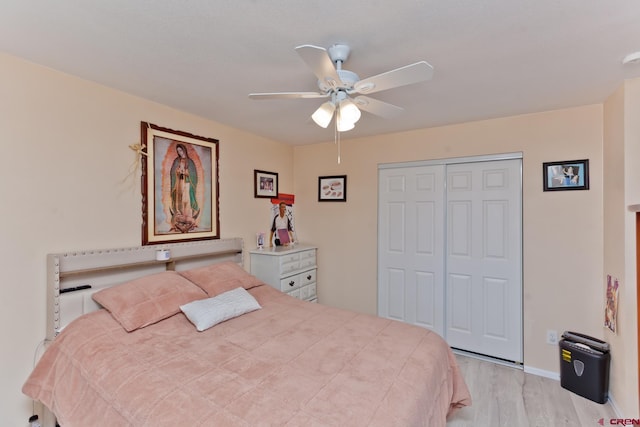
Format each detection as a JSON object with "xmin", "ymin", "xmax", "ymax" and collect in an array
[
  {"xmin": 254, "ymin": 170, "xmax": 279, "ymax": 198},
  {"xmin": 318, "ymin": 175, "xmax": 347, "ymax": 202},
  {"xmin": 141, "ymin": 122, "xmax": 220, "ymax": 245},
  {"xmin": 542, "ymin": 159, "xmax": 589, "ymax": 191}
]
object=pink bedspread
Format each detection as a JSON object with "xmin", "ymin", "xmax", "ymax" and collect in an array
[{"xmin": 24, "ymin": 285, "xmax": 471, "ymax": 426}]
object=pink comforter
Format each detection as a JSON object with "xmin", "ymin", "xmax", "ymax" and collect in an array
[{"xmin": 24, "ymin": 285, "xmax": 471, "ymax": 426}]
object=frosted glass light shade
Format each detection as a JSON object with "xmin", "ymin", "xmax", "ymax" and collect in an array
[
  {"xmin": 339, "ymin": 99, "xmax": 361, "ymax": 124},
  {"xmin": 311, "ymin": 101, "xmax": 336, "ymax": 128},
  {"xmin": 336, "ymin": 109, "xmax": 355, "ymax": 132}
]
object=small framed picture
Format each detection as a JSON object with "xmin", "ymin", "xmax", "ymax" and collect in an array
[
  {"xmin": 543, "ymin": 159, "xmax": 589, "ymax": 191},
  {"xmin": 254, "ymin": 170, "xmax": 278, "ymax": 198},
  {"xmin": 318, "ymin": 175, "xmax": 347, "ymax": 202}
]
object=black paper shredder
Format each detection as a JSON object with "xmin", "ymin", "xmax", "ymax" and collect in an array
[{"xmin": 559, "ymin": 331, "xmax": 610, "ymax": 404}]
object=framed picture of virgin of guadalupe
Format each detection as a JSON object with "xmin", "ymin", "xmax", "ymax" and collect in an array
[{"xmin": 141, "ymin": 122, "xmax": 219, "ymax": 245}]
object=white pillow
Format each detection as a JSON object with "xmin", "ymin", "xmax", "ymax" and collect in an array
[{"xmin": 180, "ymin": 287, "xmax": 261, "ymax": 331}]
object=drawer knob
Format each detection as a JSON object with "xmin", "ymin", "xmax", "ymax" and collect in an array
[
  {"xmin": 289, "ymin": 281, "xmax": 295, "ymax": 287},
  {"xmin": 307, "ymin": 275, "xmax": 312, "ymax": 280}
]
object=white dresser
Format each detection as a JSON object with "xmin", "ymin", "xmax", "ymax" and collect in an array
[{"xmin": 249, "ymin": 244, "xmax": 317, "ymax": 302}]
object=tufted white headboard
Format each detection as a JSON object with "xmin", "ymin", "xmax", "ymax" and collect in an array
[{"xmin": 46, "ymin": 238, "xmax": 244, "ymax": 340}]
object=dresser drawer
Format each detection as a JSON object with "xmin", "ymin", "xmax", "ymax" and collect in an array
[
  {"xmin": 279, "ymin": 253, "xmax": 301, "ymax": 275},
  {"xmin": 300, "ymin": 269, "xmax": 315, "ymax": 286},
  {"xmin": 287, "ymin": 288, "xmax": 301, "ymax": 299},
  {"xmin": 280, "ymin": 268, "xmax": 315, "ymax": 293},
  {"xmin": 300, "ymin": 282, "xmax": 317, "ymax": 301},
  {"xmin": 298, "ymin": 250, "xmax": 316, "ymax": 269},
  {"xmin": 280, "ymin": 274, "xmax": 301, "ymax": 292}
]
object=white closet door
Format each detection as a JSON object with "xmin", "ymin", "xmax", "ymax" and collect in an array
[
  {"xmin": 445, "ymin": 159, "xmax": 522, "ymax": 362},
  {"xmin": 378, "ymin": 165, "xmax": 445, "ymax": 334}
]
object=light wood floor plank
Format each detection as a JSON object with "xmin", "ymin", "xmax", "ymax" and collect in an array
[{"xmin": 447, "ymin": 354, "xmax": 617, "ymax": 426}]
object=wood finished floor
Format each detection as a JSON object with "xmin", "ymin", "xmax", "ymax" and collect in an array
[{"xmin": 447, "ymin": 354, "xmax": 618, "ymax": 427}]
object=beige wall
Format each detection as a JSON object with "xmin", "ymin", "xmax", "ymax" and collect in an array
[
  {"xmin": 603, "ymin": 78, "xmax": 640, "ymax": 417},
  {"xmin": 0, "ymin": 53, "xmax": 294, "ymax": 425},
  {"xmin": 294, "ymin": 104, "xmax": 634, "ymax": 412},
  {"xmin": 2, "ymin": 49, "xmax": 638, "ymax": 424}
]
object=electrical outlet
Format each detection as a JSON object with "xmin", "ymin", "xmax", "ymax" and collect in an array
[{"xmin": 546, "ymin": 330, "xmax": 558, "ymax": 345}]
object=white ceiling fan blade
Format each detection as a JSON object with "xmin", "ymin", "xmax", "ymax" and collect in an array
[
  {"xmin": 295, "ymin": 44, "xmax": 343, "ymax": 91},
  {"xmin": 353, "ymin": 96, "xmax": 404, "ymax": 118},
  {"xmin": 352, "ymin": 61, "xmax": 434, "ymax": 95},
  {"xmin": 249, "ymin": 92, "xmax": 329, "ymax": 100}
]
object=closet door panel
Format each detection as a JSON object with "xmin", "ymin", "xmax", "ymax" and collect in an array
[
  {"xmin": 415, "ymin": 271, "xmax": 436, "ymax": 328},
  {"xmin": 378, "ymin": 165, "xmax": 445, "ymax": 334},
  {"xmin": 445, "ymin": 159, "xmax": 522, "ymax": 362},
  {"xmin": 387, "ymin": 268, "xmax": 406, "ymax": 320}
]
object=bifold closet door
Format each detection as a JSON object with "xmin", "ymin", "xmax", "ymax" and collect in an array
[
  {"xmin": 378, "ymin": 164, "xmax": 446, "ymax": 335},
  {"xmin": 378, "ymin": 157, "xmax": 522, "ymax": 363},
  {"xmin": 445, "ymin": 159, "xmax": 522, "ymax": 362}
]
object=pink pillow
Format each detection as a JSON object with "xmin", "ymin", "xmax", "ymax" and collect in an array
[
  {"xmin": 179, "ymin": 261, "xmax": 263, "ymax": 297},
  {"xmin": 92, "ymin": 271, "xmax": 207, "ymax": 332}
]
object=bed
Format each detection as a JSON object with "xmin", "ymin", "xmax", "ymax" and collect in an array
[{"xmin": 23, "ymin": 239, "xmax": 471, "ymax": 426}]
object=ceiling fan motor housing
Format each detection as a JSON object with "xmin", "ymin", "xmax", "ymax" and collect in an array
[
  {"xmin": 314, "ymin": 44, "xmax": 360, "ymax": 92},
  {"xmin": 328, "ymin": 44, "xmax": 350, "ymax": 64},
  {"xmin": 318, "ymin": 69, "xmax": 360, "ymax": 92}
]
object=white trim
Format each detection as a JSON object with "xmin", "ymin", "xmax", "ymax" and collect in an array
[
  {"xmin": 523, "ymin": 365, "xmax": 560, "ymax": 381},
  {"xmin": 378, "ymin": 151, "xmax": 523, "ymax": 170},
  {"xmin": 607, "ymin": 393, "xmax": 623, "ymax": 418}
]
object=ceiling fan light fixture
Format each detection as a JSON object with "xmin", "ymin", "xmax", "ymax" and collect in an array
[
  {"xmin": 336, "ymin": 109, "xmax": 355, "ymax": 132},
  {"xmin": 312, "ymin": 101, "xmax": 336, "ymax": 128},
  {"xmin": 339, "ymin": 98, "xmax": 361, "ymax": 124}
]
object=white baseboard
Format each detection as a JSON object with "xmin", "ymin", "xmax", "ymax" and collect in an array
[
  {"xmin": 523, "ymin": 365, "xmax": 560, "ymax": 381},
  {"xmin": 607, "ymin": 393, "xmax": 622, "ymax": 418}
]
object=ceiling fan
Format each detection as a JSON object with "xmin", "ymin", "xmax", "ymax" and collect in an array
[{"xmin": 249, "ymin": 44, "xmax": 434, "ymax": 132}]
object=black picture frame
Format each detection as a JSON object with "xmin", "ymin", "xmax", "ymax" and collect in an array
[
  {"xmin": 254, "ymin": 169, "xmax": 279, "ymax": 198},
  {"xmin": 542, "ymin": 159, "xmax": 589, "ymax": 191},
  {"xmin": 318, "ymin": 175, "xmax": 347, "ymax": 202}
]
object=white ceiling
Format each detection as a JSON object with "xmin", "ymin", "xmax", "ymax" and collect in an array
[{"xmin": 2, "ymin": 1, "xmax": 640, "ymax": 145}]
